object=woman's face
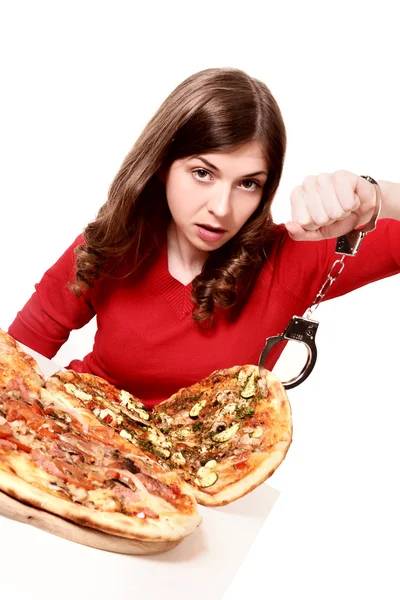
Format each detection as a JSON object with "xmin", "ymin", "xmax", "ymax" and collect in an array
[{"xmin": 165, "ymin": 141, "xmax": 268, "ymax": 256}]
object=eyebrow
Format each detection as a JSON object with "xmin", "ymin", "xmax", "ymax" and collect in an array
[{"xmin": 191, "ymin": 155, "xmax": 268, "ymax": 178}]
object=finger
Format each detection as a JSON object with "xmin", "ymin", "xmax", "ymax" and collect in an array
[
  {"xmin": 285, "ymin": 221, "xmax": 324, "ymax": 241},
  {"xmin": 316, "ymin": 173, "xmax": 352, "ymax": 222},
  {"xmin": 317, "ymin": 212, "xmax": 360, "ymax": 239},
  {"xmin": 290, "ymin": 184, "xmax": 320, "ymax": 231},
  {"xmin": 353, "ymin": 199, "xmax": 374, "ymax": 227},
  {"xmin": 302, "ymin": 175, "xmax": 332, "ymax": 228},
  {"xmin": 332, "ymin": 170, "xmax": 360, "ymax": 213}
]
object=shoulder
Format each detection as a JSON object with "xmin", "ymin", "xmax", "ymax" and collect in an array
[{"xmin": 41, "ymin": 233, "xmax": 86, "ymax": 279}]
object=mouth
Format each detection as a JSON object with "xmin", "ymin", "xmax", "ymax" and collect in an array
[
  {"xmin": 195, "ymin": 223, "xmax": 227, "ymax": 243},
  {"xmin": 196, "ymin": 223, "xmax": 227, "ymax": 233}
]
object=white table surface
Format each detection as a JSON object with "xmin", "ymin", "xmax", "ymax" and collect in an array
[{"xmin": 1, "ymin": 294, "xmax": 400, "ymax": 600}]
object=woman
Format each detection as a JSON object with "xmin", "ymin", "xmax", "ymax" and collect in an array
[{"xmin": 8, "ymin": 67, "xmax": 400, "ymax": 408}]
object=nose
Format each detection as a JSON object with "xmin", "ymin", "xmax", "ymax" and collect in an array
[{"xmin": 206, "ymin": 182, "xmax": 231, "ymax": 218}]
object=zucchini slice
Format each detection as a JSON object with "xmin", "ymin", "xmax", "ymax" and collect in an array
[
  {"xmin": 212, "ymin": 422, "xmax": 240, "ymax": 442},
  {"xmin": 240, "ymin": 372, "xmax": 257, "ymax": 399},
  {"xmin": 194, "ymin": 466, "xmax": 218, "ymax": 488},
  {"xmin": 189, "ymin": 399, "xmax": 207, "ymax": 418}
]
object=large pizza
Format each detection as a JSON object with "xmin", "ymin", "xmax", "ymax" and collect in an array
[{"xmin": 0, "ymin": 329, "xmax": 292, "ymax": 550}]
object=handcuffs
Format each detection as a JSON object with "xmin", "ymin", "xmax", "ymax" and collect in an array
[{"xmin": 258, "ymin": 175, "xmax": 382, "ymax": 389}]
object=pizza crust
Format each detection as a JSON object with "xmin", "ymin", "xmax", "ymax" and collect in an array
[
  {"xmin": 0, "ymin": 490, "xmax": 181, "ymax": 554},
  {"xmin": 191, "ymin": 445, "xmax": 290, "ymax": 506},
  {"xmin": 0, "ymin": 464, "xmax": 201, "ymax": 542},
  {"xmin": 0, "ymin": 328, "xmax": 44, "ymax": 395}
]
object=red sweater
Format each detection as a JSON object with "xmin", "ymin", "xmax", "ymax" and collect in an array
[{"xmin": 9, "ymin": 221, "xmax": 400, "ymax": 409}]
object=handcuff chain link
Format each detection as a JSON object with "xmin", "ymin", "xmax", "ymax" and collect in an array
[{"xmin": 305, "ymin": 255, "xmax": 346, "ymax": 318}]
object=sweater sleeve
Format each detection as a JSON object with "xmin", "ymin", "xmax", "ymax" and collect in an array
[
  {"xmin": 274, "ymin": 218, "xmax": 400, "ymax": 305},
  {"xmin": 8, "ymin": 235, "xmax": 96, "ymax": 358},
  {"xmin": 324, "ymin": 218, "xmax": 400, "ymax": 300}
]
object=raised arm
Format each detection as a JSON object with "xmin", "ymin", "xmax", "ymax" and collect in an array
[
  {"xmin": 273, "ymin": 171, "xmax": 400, "ymax": 305},
  {"xmin": 285, "ymin": 171, "xmax": 400, "ymax": 241}
]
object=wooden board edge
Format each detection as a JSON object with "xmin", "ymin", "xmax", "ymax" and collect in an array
[{"xmin": 0, "ymin": 490, "xmax": 181, "ymax": 555}]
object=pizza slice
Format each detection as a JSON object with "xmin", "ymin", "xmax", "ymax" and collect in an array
[
  {"xmin": 152, "ymin": 365, "xmax": 292, "ymax": 506},
  {"xmin": 43, "ymin": 370, "xmax": 177, "ymax": 463},
  {"xmin": 0, "ymin": 328, "xmax": 44, "ymax": 399},
  {"xmin": 45, "ymin": 365, "xmax": 292, "ymax": 507},
  {"xmin": 0, "ymin": 330, "xmax": 292, "ymax": 513},
  {"xmin": 0, "ymin": 388, "xmax": 201, "ymax": 542}
]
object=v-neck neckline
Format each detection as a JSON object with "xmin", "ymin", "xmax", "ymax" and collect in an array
[{"xmin": 152, "ymin": 243, "xmax": 194, "ymax": 319}]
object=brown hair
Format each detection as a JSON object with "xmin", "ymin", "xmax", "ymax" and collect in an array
[{"xmin": 72, "ymin": 67, "xmax": 287, "ymax": 323}]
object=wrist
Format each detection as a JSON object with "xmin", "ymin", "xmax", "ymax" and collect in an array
[{"xmin": 377, "ymin": 180, "xmax": 400, "ymax": 220}]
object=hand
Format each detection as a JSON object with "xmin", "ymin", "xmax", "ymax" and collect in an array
[{"xmin": 286, "ymin": 170, "xmax": 377, "ymax": 241}]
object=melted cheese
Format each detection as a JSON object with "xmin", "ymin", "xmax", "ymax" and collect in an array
[
  {"xmin": 237, "ymin": 370, "xmax": 247, "ymax": 385},
  {"xmin": 87, "ymin": 488, "xmax": 120, "ymax": 511},
  {"xmin": 221, "ymin": 402, "xmax": 237, "ymax": 416},
  {"xmin": 99, "ymin": 408, "xmax": 122, "ymax": 424},
  {"xmin": 147, "ymin": 429, "xmax": 171, "ymax": 449},
  {"xmin": 171, "ymin": 452, "xmax": 186, "ymax": 466},
  {"xmin": 176, "ymin": 428, "xmax": 191, "ymax": 439},
  {"xmin": 65, "ymin": 383, "xmax": 92, "ymax": 402},
  {"xmin": 119, "ymin": 390, "xmax": 133, "ymax": 406}
]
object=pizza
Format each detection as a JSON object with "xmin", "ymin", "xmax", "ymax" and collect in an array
[
  {"xmin": 152, "ymin": 365, "xmax": 292, "ymax": 506},
  {"xmin": 0, "ymin": 329, "xmax": 44, "ymax": 398},
  {"xmin": 42, "ymin": 370, "xmax": 173, "ymax": 462},
  {"xmin": 0, "ymin": 327, "xmax": 293, "ymax": 547},
  {"xmin": 0, "ymin": 332, "xmax": 201, "ymax": 544},
  {"xmin": 44, "ymin": 366, "xmax": 292, "ymax": 507}
]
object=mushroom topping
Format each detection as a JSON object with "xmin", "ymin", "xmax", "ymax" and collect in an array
[{"xmin": 239, "ymin": 433, "xmax": 252, "ymax": 446}]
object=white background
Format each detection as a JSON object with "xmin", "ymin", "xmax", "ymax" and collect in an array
[{"xmin": 0, "ymin": 1, "xmax": 399, "ymax": 599}]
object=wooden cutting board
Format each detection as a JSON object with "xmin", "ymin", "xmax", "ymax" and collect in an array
[{"xmin": 0, "ymin": 490, "xmax": 181, "ymax": 554}]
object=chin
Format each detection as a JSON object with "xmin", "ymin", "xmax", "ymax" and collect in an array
[{"xmin": 191, "ymin": 236, "xmax": 228, "ymax": 252}]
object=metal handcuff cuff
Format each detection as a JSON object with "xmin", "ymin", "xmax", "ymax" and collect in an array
[{"xmin": 258, "ymin": 175, "xmax": 382, "ymax": 389}]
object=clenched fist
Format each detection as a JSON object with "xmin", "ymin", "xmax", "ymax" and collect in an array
[{"xmin": 286, "ymin": 170, "xmax": 378, "ymax": 241}]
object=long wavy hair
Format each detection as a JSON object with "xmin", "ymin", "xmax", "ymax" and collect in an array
[{"xmin": 72, "ymin": 67, "xmax": 287, "ymax": 323}]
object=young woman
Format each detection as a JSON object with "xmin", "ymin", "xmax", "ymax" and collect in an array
[{"xmin": 8, "ymin": 67, "xmax": 400, "ymax": 408}]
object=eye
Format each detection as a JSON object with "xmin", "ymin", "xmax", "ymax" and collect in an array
[
  {"xmin": 240, "ymin": 179, "xmax": 261, "ymax": 192},
  {"xmin": 192, "ymin": 168, "xmax": 212, "ymax": 181}
]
